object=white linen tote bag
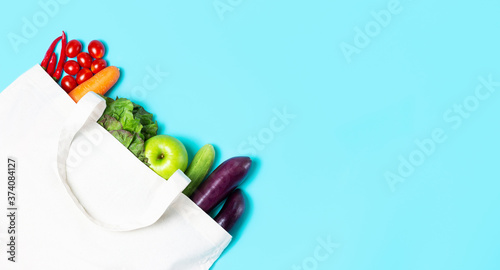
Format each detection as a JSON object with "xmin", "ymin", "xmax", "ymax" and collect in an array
[{"xmin": 0, "ymin": 65, "xmax": 232, "ymax": 270}]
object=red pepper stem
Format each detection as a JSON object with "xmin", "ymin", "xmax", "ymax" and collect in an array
[
  {"xmin": 46, "ymin": 53, "xmax": 57, "ymax": 76},
  {"xmin": 52, "ymin": 31, "xmax": 67, "ymax": 81},
  {"xmin": 41, "ymin": 36, "xmax": 62, "ymax": 70}
]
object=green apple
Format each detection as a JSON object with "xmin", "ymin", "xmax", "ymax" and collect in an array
[{"xmin": 145, "ymin": 135, "xmax": 188, "ymax": 180}]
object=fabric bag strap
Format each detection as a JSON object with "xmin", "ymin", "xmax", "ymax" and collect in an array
[
  {"xmin": 56, "ymin": 92, "xmax": 189, "ymax": 231},
  {"xmin": 56, "ymin": 93, "xmax": 111, "ymax": 228}
]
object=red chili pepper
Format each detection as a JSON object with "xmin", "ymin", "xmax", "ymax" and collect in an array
[
  {"xmin": 46, "ymin": 53, "xmax": 57, "ymax": 76},
  {"xmin": 52, "ymin": 31, "xmax": 67, "ymax": 82},
  {"xmin": 40, "ymin": 36, "xmax": 62, "ymax": 70}
]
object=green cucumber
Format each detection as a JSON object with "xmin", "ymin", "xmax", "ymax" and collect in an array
[{"xmin": 183, "ymin": 144, "xmax": 215, "ymax": 196}]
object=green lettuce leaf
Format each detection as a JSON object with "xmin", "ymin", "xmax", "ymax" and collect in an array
[
  {"xmin": 101, "ymin": 95, "xmax": 115, "ymax": 107},
  {"xmin": 132, "ymin": 103, "xmax": 158, "ymax": 140},
  {"xmin": 102, "ymin": 98, "xmax": 134, "ymax": 120},
  {"xmin": 142, "ymin": 123, "xmax": 158, "ymax": 141},
  {"xmin": 128, "ymin": 133, "xmax": 149, "ymax": 165},
  {"xmin": 98, "ymin": 97, "xmax": 158, "ymax": 166},
  {"xmin": 97, "ymin": 114, "xmax": 122, "ymax": 131},
  {"xmin": 133, "ymin": 104, "xmax": 154, "ymax": 125},
  {"xmin": 128, "ymin": 133, "xmax": 144, "ymax": 157},
  {"xmin": 120, "ymin": 110, "xmax": 143, "ymax": 134},
  {"xmin": 109, "ymin": 130, "xmax": 134, "ymax": 148}
]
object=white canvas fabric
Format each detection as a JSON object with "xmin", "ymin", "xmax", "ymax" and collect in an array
[{"xmin": 0, "ymin": 65, "xmax": 232, "ymax": 269}]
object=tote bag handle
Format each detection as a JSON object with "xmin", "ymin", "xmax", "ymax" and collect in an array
[{"xmin": 56, "ymin": 92, "xmax": 190, "ymax": 231}]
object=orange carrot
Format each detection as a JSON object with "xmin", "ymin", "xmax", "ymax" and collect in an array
[{"xmin": 68, "ymin": 66, "xmax": 120, "ymax": 102}]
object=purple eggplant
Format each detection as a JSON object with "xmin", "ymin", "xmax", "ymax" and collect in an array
[
  {"xmin": 191, "ymin": 156, "xmax": 251, "ymax": 213},
  {"xmin": 214, "ymin": 189, "xmax": 246, "ymax": 233}
]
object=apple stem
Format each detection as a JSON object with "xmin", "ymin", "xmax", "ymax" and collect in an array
[{"xmin": 159, "ymin": 154, "xmax": 164, "ymax": 159}]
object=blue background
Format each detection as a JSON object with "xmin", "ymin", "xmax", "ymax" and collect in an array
[{"xmin": 2, "ymin": 0, "xmax": 500, "ymax": 269}]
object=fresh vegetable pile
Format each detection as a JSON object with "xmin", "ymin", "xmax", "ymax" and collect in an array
[{"xmin": 41, "ymin": 32, "xmax": 253, "ymax": 235}]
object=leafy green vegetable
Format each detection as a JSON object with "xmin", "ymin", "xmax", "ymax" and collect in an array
[
  {"xmin": 103, "ymin": 98, "xmax": 134, "ymax": 120},
  {"xmin": 102, "ymin": 95, "xmax": 115, "ymax": 107},
  {"xmin": 128, "ymin": 134, "xmax": 149, "ymax": 165},
  {"xmin": 97, "ymin": 114, "xmax": 122, "ymax": 131},
  {"xmin": 110, "ymin": 130, "xmax": 134, "ymax": 148},
  {"xmin": 120, "ymin": 110, "xmax": 143, "ymax": 134},
  {"xmin": 98, "ymin": 97, "xmax": 158, "ymax": 166},
  {"xmin": 133, "ymin": 104, "xmax": 158, "ymax": 140},
  {"xmin": 142, "ymin": 123, "xmax": 158, "ymax": 141}
]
